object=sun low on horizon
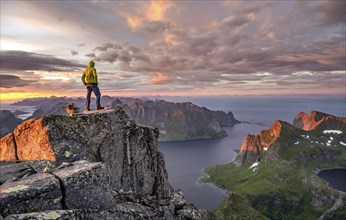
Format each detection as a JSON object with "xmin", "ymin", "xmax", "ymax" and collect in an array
[{"xmin": 0, "ymin": 0, "xmax": 345, "ymax": 103}]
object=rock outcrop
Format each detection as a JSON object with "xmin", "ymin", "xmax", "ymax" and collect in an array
[
  {"xmin": 0, "ymin": 107, "xmax": 206, "ymax": 219},
  {"xmin": 236, "ymin": 120, "xmax": 297, "ymax": 165},
  {"xmin": 293, "ymin": 110, "xmax": 346, "ymax": 131},
  {"xmin": 240, "ymin": 120, "xmax": 283, "ymax": 153}
]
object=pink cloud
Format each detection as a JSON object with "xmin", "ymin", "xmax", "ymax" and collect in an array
[{"xmin": 148, "ymin": 72, "xmax": 172, "ymax": 84}]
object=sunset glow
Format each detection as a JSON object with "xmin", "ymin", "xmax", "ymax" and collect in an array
[{"xmin": 0, "ymin": 0, "xmax": 345, "ymax": 102}]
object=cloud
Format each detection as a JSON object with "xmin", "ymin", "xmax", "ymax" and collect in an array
[
  {"xmin": 138, "ymin": 20, "xmax": 172, "ymax": 36},
  {"xmin": 94, "ymin": 43, "xmax": 152, "ymax": 70},
  {"xmin": 147, "ymin": 72, "xmax": 172, "ymax": 84},
  {"xmin": 314, "ymin": 0, "xmax": 346, "ymax": 26},
  {"xmin": 71, "ymin": 50, "xmax": 78, "ymax": 56},
  {"xmin": 0, "ymin": 75, "xmax": 35, "ymax": 88},
  {"xmin": 0, "ymin": 50, "xmax": 84, "ymax": 72},
  {"xmin": 120, "ymin": 0, "xmax": 175, "ymax": 32},
  {"xmin": 220, "ymin": 15, "xmax": 251, "ymax": 29},
  {"xmin": 146, "ymin": 0, "xmax": 174, "ymax": 21},
  {"xmin": 86, "ymin": 53, "xmax": 96, "ymax": 58},
  {"xmin": 1, "ymin": 1, "xmax": 344, "ymax": 96}
]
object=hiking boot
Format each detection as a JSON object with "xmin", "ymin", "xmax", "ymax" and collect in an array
[
  {"xmin": 97, "ymin": 106, "xmax": 105, "ymax": 110},
  {"xmin": 86, "ymin": 108, "xmax": 91, "ymax": 112}
]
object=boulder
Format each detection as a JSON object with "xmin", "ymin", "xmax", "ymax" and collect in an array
[
  {"xmin": 52, "ymin": 161, "xmax": 116, "ymax": 210},
  {"xmin": 0, "ymin": 173, "xmax": 62, "ymax": 216},
  {"xmin": 0, "ymin": 162, "xmax": 36, "ymax": 185}
]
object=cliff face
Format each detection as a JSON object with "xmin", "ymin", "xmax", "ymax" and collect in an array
[
  {"xmin": 112, "ymin": 98, "xmax": 239, "ymax": 141},
  {"xmin": 0, "ymin": 107, "xmax": 205, "ymax": 219},
  {"xmin": 237, "ymin": 120, "xmax": 290, "ymax": 165},
  {"xmin": 240, "ymin": 120, "xmax": 282, "ymax": 153},
  {"xmin": 293, "ymin": 110, "xmax": 346, "ymax": 131}
]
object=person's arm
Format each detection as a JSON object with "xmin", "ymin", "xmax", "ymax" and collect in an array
[
  {"xmin": 81, "ymin": 70, "xmax": 86, "ymax": 85},
  {"xmin": 93, "ymin": 68, "xmax": 98, "ymax": 85}
]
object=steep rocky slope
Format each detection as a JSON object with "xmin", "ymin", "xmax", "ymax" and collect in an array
[
  {"xmin": 0, "ymin": 107, "xmax": 206, "ymax": 219},
  {"xmin": 203, "ymin": 111, "xmax": 346, "ymax": 219}
]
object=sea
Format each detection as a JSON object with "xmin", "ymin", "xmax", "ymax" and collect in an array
[{"xmin": 1, "ymin": 95, "xmax": 345, "ymax": 210}]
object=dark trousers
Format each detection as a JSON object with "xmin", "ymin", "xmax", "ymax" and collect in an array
[{"xmin": 86, "ymin": 83, "xmax": 101, "ymax": 109}]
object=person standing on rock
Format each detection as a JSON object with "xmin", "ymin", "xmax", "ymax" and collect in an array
[{"xmin": 81, "ymin": 60, "xmax": 104, "ymax": 111}]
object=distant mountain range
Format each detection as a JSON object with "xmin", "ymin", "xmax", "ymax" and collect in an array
[
  {"xmin": 203, "ymin": 111, "xmax": 346, "ymax": 219},
  {"xmin": 0, "ymin": 110, "xmax": 23, "ymax": 138},
  {"xmin": 2, "ymin": 96, "xmax": 240, "ymax": 141}
]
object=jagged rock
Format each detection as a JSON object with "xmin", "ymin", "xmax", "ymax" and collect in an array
[
  {"xmin": 0, "ymin": 162, "xmax": 36, "ymax": 185},
  {"xmin": 293, "ymin": 110, "xmax": 346, "ymax": 131},
  {"xmin": 0, "ymin": 173, "xmax": 62, "ymax": 216},
  {"xmin": 177, "ymin": 206, "xmax": 206, "ymax": 220},
  {"xmin": 236, "ymin": 120, "xmax": 295, "ymax": 165},
  {"xmin": 171, "ymin": 190, "xmax": 187, "ymax": 210},
  {"xmin": 0, "ymin": 134, "xmax": 16, "ymax": 161},
  {"xmin": 13, "ymin": 118, "xmax": 55, "ymax": 161},
  {"xmin": 52, "ymin": 161, "xmax": 116, "ymax": 210},
  {"xmin": 1, "ymin": 107, "xmax": 172, "ymax": 200},
  {"xmin": 3, "ymin": 209, "xmax": 167, "ymax": 220}
]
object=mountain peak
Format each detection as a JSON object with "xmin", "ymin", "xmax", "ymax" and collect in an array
[
  {"xmin": 294, "ymin": 110, "xmax": 345, "ymax": 131},
  {"xmin": 240, "ymin": 120, "xmax": 284, "ymax": 154}
]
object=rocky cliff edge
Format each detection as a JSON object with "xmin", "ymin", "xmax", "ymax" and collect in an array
[{"xmin": 0, "ymin": 107, "xmax": 206, "ymax": 219}]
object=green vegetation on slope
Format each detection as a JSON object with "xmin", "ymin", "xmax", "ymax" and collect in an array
[
  {"xmin": 203, "ymin": 123, "xmax": 346, "ymax": 219},
  {"xmin": 208, "ymin": 192, "xmax": 269, "ymax": 220}
]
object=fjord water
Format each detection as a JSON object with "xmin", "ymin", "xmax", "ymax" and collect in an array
[
  {"xmin": 158, "ymin": 95, "xmax": 345, "ymax": 210},
  {"xmin": 318, "ymin": 169, "xmax": 346, "ymax": 192}
]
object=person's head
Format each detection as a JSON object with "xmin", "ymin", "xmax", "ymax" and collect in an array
[{"xmin": 89, "ymin": 60, "xmax": 95, "ymax": 67}]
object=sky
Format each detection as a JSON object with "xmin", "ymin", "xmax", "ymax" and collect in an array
[{"xmin": 0, "ymin": 0, "xmax": 345, "ymax": 101}]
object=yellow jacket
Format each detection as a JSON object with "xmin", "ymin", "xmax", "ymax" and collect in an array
[{"xmin": 81, "ymin": 61, "xmax": 98, "ymax": 84}]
